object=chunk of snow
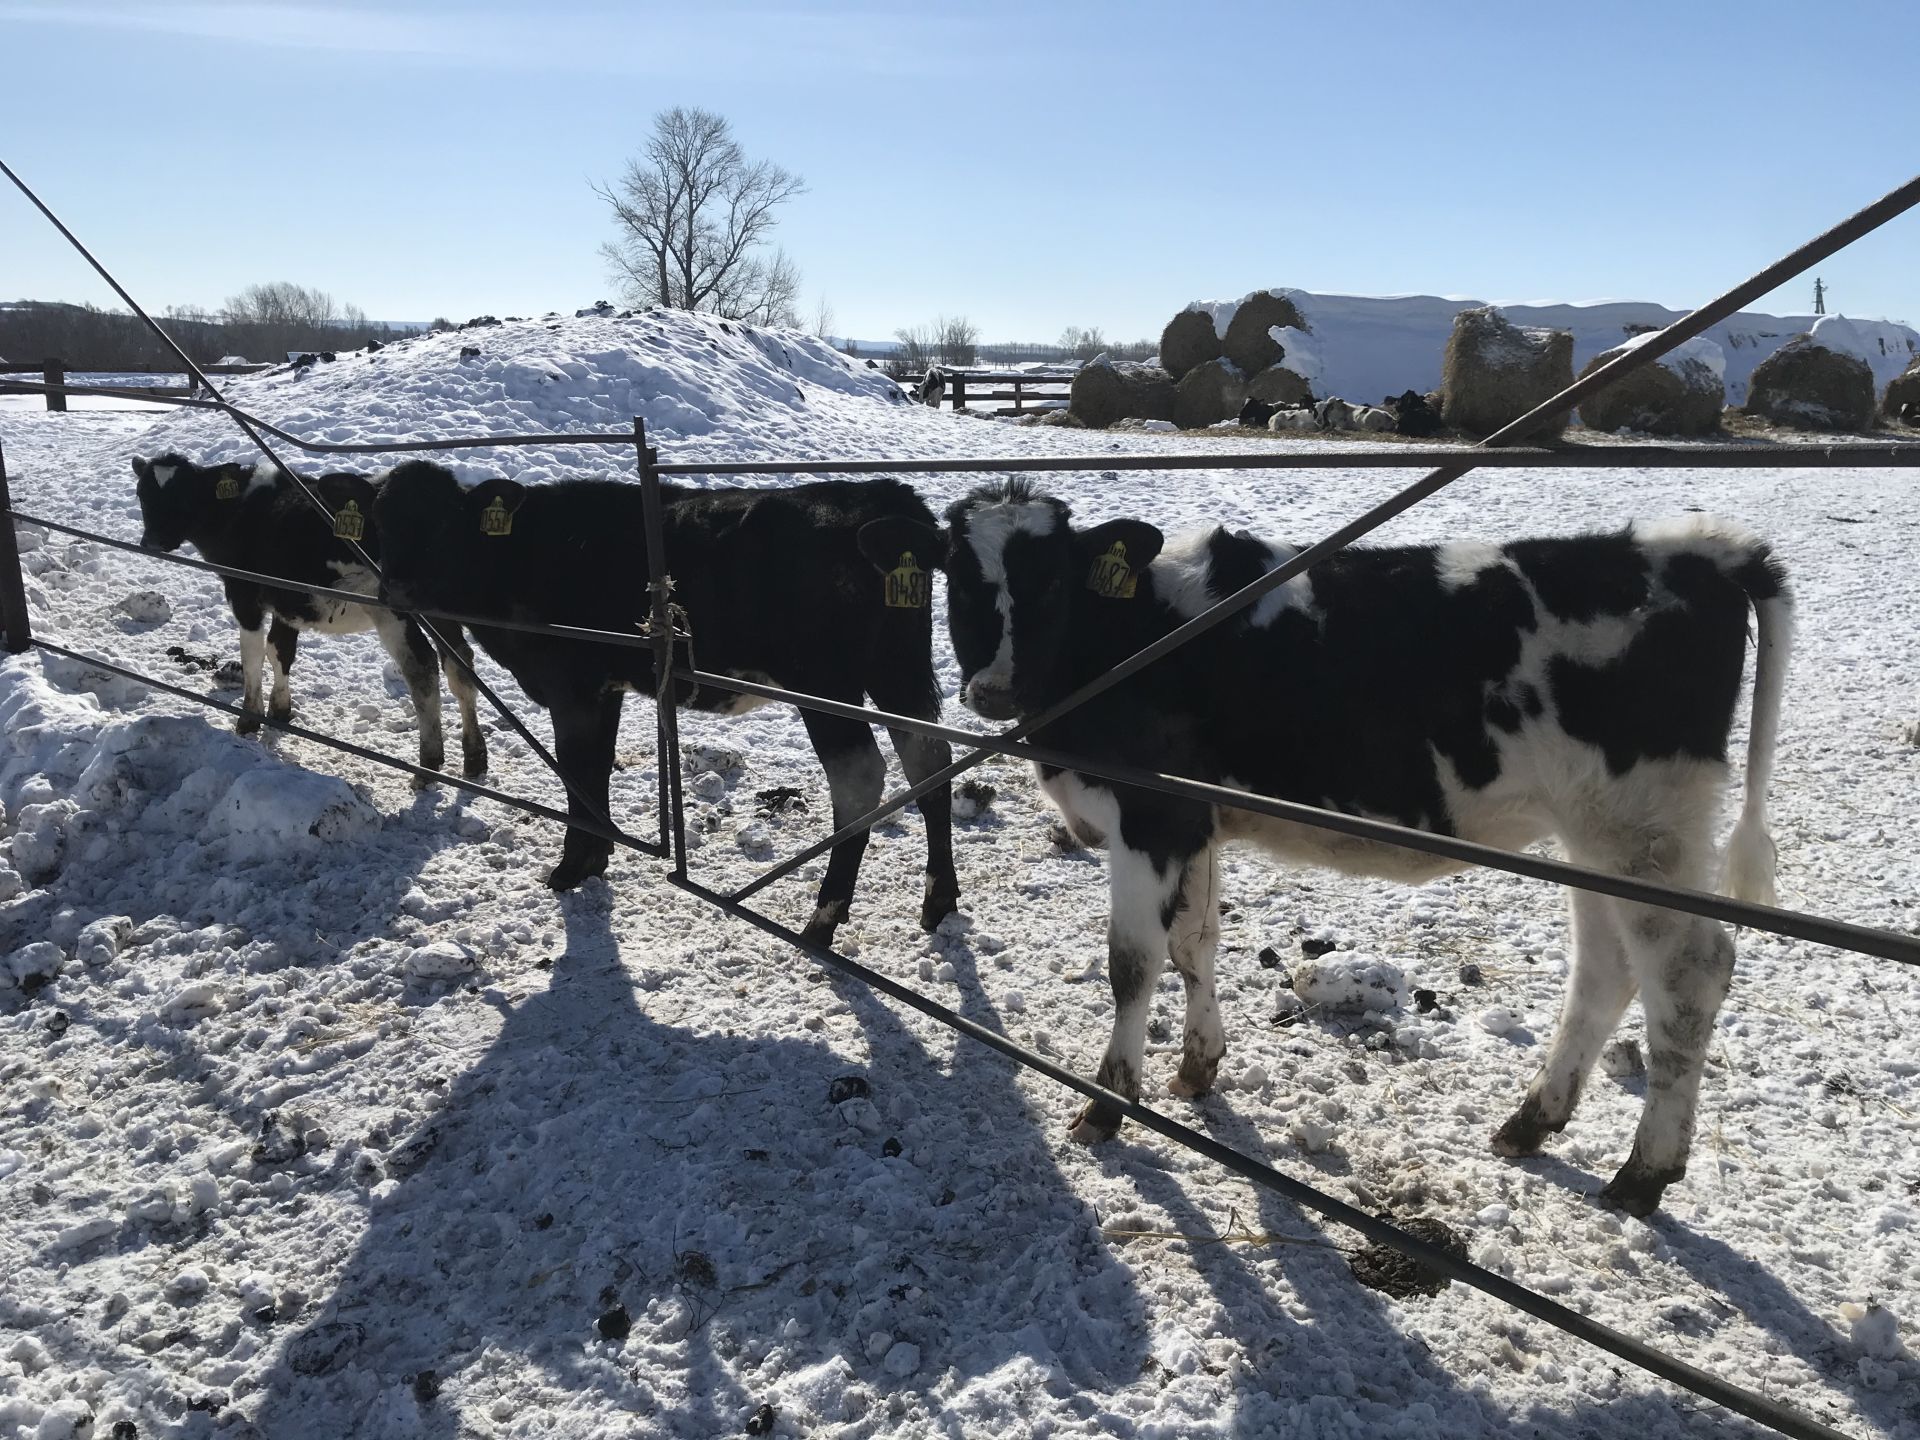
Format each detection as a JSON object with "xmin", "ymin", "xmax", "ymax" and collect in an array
[
  {"xmin": 1293, "ymin": 952, "xmax": 1404, "ymax": 1012},
  {"xmin": 406, "ymin": 941, "xmax": 476, "ymax": 980}
]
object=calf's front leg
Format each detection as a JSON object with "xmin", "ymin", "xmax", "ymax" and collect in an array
[
  {"xmin": 546, "ymin": 687, "xmax": 624, "ymax": 889},
  {"xmin": 1069, "ymin": 841, "xmax": 1185, "ymax": 1144}
]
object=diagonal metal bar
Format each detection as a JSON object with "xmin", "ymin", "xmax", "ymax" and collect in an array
[
  {"xmin": 29, "ymin": 639, "xmax": 662, "ymax": 857},
  {"xmin": 732, "ymin": 172, "xmax": 1920, "ymax": 908},
  {"xmin": 0, "ymin": 158, "xmax": 630, "ymax": 848},
  {"xmin": 678, "ymin": 665, "xmax": 1920, "ymax": 966},
  {"xmin": 681, "ymin": 873, "xmax": 1853, "ymax": 1440}
]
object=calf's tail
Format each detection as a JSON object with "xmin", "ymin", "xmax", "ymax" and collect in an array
[{"xmin": 1722, "ymin": 549, "xmax": 1793, "ymax": 906}]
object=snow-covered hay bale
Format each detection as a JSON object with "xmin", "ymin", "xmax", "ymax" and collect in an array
[
  {"xmin": 1222, "ymin": 291, "xmax": 1308, "ymax": 375},
  {"xmin": 1440, "ymin": 306, "xmax": 1573, "ymax": 440},
  {"xmin": 1745, "ymin": 335, "xmax": 1875, "ymax": 430},
  {"xmin": 1577, "ymin": 334, "xmax": 1726, "ymax": 435},
  {"xmin": 1882, "ymin": 356, "xmax": 1920, "ymax": 423},
  {"xmin": 1068, "ymin": 357, "xmax": 1176, "ymax": 429},
  {"xmin": 1159, "ymin": 308, "xmax": 1224, "ymax": 381},
  {"xmin": 1246, "ymin": 363, "xmax": 1313, "ymax": 407},
  {"xmin": 1173, "ymin": 357, "xmax": 1247, "ymax": 430}
]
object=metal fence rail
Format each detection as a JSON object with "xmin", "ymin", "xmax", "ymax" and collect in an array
[{"xmin": 9, "ymin": 149, "xmax": 1920, "ymax": 1439}]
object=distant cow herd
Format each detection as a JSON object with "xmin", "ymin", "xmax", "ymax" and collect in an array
[{"xmin": 132, "ymin": 449, "xmax": 1793, "ymax": 1216}]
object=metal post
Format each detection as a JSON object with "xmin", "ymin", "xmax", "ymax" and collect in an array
[
  {"xmin": 42, "ymin": 358, "xmax": 64, "ymax": 413},
  {"xmin": 636, "ymin": 418, "xmax": 688, "ymax": 876},
  {"xmin": 0, "ymin": 442, "xmax": 31, "ymax": 652}
]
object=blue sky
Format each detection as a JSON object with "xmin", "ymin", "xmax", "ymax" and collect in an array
[{"xmin": 5, "ymin": 0, "xmax": 1914, "ymax": 342}]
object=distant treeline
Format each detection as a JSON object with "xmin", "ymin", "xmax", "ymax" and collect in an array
[{"xmin": 1, "ymin": 286, "xmax": 423, "ymax": 371}]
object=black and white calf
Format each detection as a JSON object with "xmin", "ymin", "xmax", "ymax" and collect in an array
[
  {"xmin": 862, "ymin": 480, "xmax": 1792, "ymax": 1215},
  {"xmin": 371, "ymin": 461, "xmax": 958, "ymax": 945},
  {"xmin": 132, "ymin": 453, "xmax": 486, "ymax": 781}
]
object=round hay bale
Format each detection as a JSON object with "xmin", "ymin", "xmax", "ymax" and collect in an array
[
  {"xmin": 1068, "ymin": 358, "xmax": 1175, "ymax": 429},
  {"xmin": 1173, "ymin": 357, "xmax": 1247, "ymax": 430},
  {"xmin": 1439, "ymin": 306, "xmax": 1573, "ymax": 440},
  {"xmin": 1745, "ymin": 336, "xmax": 1874, "ymax": 430},
  {"xmin": 1577, "ymin": 340, "xmax": 1725, "ymax": 436},
  {"xmin": 1246, "ymin": 363, "xmax": 1313, "ymax": 407},
  {"xmin": 1222, "ymin": 291, "xmax": 1308, "ymax": 374},
  {"xmin": 1881, "ymin": 355, "xmax": 1920, "ymax": 424},
  {"xmin": 1159, "ymin": 309, "xmax": 1223, "ymax": 382}
]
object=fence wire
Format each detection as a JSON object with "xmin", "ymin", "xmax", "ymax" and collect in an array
[{"xmin": 8, "ymin": 151, "xmax": 1919, "ymax": 1440}]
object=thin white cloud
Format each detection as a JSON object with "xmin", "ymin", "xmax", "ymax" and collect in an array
[{"xmin": 0, "ymin": 0, "xmax": 992, "ymax": 77}]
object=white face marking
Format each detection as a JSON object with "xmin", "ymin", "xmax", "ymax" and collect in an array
[
  {"xmin": 245, "ymin": 464, "xmax": 284, "ymax": 496},
  {"xmin": 152, "ymin": 464, "xmax": 178, "ymax": 487},
  {"xmin": 961, "ymin": 500, "xmax": 1058, "ymax": 691}
]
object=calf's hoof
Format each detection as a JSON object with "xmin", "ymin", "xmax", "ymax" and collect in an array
[
  {"xmin": 1599, "ymin": 1145, "xmax": 1682, "ymax": 1217},
  {"xmin": 463, "ymin": 746, "xmax": 490, "ymax": 781},
  {"xmin": 1067, "ymin": 1099, "xmax": 1124, "ymax": 1145},
  {"xmin": 1490, "ymin": 1099, "xmax": 1559, "ymax": 1157},
  {"xmin": 1167, "ymin": 1057, "xmax": 1221, "ymax": 1100},
  {"xmin": 268, "ymin": 700, "xmax": 293, "ymax": 725},
  {"xmin": 234, "ymin": 710, "xmax": 263, "ymax": 736},
  {"xmin": 919, "ymin": 880, "xmax": 960, "ymax": 933},
  {"xmin": 545, "ymin": 847, "xmax": 612, "ymax": 891},
  {"xmin": 800, "ymin": 900, "xmax": 848, "ymax": 950}
]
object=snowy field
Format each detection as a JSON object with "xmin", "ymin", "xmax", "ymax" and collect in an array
[{"xmin": 1, "ymin": 313, "xmax": 1917, "ymax": 1440}]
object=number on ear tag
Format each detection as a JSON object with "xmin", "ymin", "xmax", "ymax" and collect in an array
[
  {"xmin": 1086, "ymin": 541, "xmax": 1136, "ymax": 599},
  {"xmin": 332, "ymin": 500, "xmax": 364, "ymax": 541},
  {"xmin": 214, "ymin": 473, "xmax": 241, "ymax": 500},
  {"xmin": 885, "ymin": 553, "xmax": 928, "ymax": 608},
  {"xmin": 480, "ymin": 496, "xmax": 513, "ymax": 536}
]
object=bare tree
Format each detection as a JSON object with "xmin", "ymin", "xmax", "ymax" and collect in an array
[
  {"xmin": 595, "ymin": 106, "xmax": 807, "ymax": 323},
  {"xmin": 810, "ymin": 294, "xmax": 836, "ymax": 341},
  {"xmin": 1059, "ymin": 324, "xmax": 1107, "ymax": 362},
  {"xmin": 936, "ymin": 314, "xmax": 978, "ymax": 366},
  {"xmin": 890, "ymin": 323, "xmax": 936, "ymax": 378}
]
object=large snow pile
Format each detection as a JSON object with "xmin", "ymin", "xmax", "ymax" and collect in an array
[
  {"xmin": 1179, "ymin": 292, "xmax": 1919, "ymax": 407},
  {"xmin": 126, "ymin": 309, "xmax": 910, "ymax": 482},
  {"xmin": 2, "ymin": 306, "xmax": 1919, "ymax": 1439}
]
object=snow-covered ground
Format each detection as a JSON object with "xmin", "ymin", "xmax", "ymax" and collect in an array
[{"xmin": 2, "ymin": 312, "xmax": 1918, "ymax": 1440}]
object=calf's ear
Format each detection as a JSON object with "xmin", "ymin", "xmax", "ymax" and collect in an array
[
  {"xmin": 1075, "ymin": 517, "xmax": 1164, "ymax": 572},
  {"xmin": 130, "ymin": 455, "xmax": 149, "ymax": 480},
  {"xmin": 857, "ymin": 516, "xmax": 947, "ymax": 575}
]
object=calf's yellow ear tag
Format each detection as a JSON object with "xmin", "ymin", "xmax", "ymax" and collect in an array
[
  {"xmin": 885, "ymin": 551, "xmax": 928, "ymax": 608},
  {"xmin": 214, "ymin": 472, "xmax": 242, "ymax": 500},
  {"xmin": 480, "ymin": 496, "xmax": 513, "ymax": 536},
  {"xmin": 333, "ymin": 500, "xmax": 364, "ymax": 541},
  {"xmin": 1086, "ymin": 541, "xmax": 1137, "ymax": 599}
]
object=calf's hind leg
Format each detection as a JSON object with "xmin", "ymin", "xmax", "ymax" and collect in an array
[
  {"xmin": 1165, "ymin": 847, "xmax": 1226, "ymax": 1100},
  {"xmin": 1602, "ymin": 906, "xmax": 1735, "ymax": 1216},
  {"xmin": 797, "ymin": 708, "xmax": 885, "ymax": 947},
  {"xmin": 1492, "ymin": 886, "xmax": 1636, "ymax": 1157},
  {"xmin": 372, "ymin": 612, "xmax": 447, "ymax": 783},
  {"xmin": 266, "ymin": 620, "xmax": 298, "ymax": 723},
  {"xmin": 1070, "ymin": 840, "xmax": 1185, "ymax": 1144}
]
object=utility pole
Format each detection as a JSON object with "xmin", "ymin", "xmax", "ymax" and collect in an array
[{"xmin": 1813, "ymin": 277, "xmax": 1828, "ymax": 315}]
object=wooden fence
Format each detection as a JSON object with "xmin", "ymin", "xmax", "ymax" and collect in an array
[
  {"xmin": 0, "ymin": 359, "xmax": 275, "ymax": 411},
  {"xmin": 901, "ymin": 366, "xmax": 1077, "ymax": 415}
]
